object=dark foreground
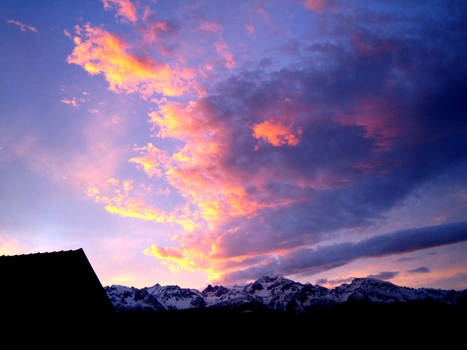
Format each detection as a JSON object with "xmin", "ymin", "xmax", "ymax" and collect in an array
[{"xmin": 7, "ymin": 301, "xmax": 465, "ymax": 346}]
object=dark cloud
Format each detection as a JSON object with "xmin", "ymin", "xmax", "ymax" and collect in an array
[
  {"xmin": 220, "ymin": 221, "xmax": 467, "ymax": 283},
  {"xmin": 143, "ymin": 1, "xmax": 467, "ymax": 282},
  {"xmin": 407, "ymin": 267, "xmax": 430, "ymax": 274},
  {"xmin": 367, "ymin": 271, "xmax": 399, "ymax": 280},
  {"xmin": 193, "ymin": 0, "xmax": 467, "ymax": 263}
]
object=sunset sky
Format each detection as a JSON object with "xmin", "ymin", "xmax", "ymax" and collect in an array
[{"xmin": 1, "ymin": 0, "xmax": 466, "ymax": 290}]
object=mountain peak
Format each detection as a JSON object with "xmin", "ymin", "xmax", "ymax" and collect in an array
[{"xmin": 105, "ymin": 276, "xmax": 467, "ymax": 313}]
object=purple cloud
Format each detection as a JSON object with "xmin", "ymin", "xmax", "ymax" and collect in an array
[
  {"xmin": 407, "ymin": 267, "xmax": 430, "ymax": 274},
  {"xmin": 220, "ymin": 221, "xmax": 467, "ymax": 283}
]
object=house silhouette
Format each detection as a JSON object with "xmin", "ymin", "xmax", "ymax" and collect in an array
[{"xmin": 0, "ymin": 248, "xmax": 114, "ymax": 320}]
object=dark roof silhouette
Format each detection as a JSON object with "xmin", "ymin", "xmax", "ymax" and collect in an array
[{"xmin": 0, "ymin": 248, "xmax": 114, "ymax": 319}]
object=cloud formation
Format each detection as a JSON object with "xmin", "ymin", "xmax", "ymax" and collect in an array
[
  {"xmin": 367, "ymin": 271, "xmax": 399, "ymax": 281},
  {"xmin": 67, "ymin": 24, "xmax": 195, "ymax": 97},
  {"xmin": 221, "ymin": 221, "xmax": 467, "ymax": 283},
  {"xmin": 102, "ymin": 0, "xmax": 137, "ymax": 23},
  {"xmin": 7, "ymin": 19, "xmax": 38, "ymax": 33},
  {"xmin": 65, "ymin": 0, "xmax": 467, "ymax": 284},
  {"xmin": 407, "ymin": 267, "xmax": 430, "ymax": 274}
]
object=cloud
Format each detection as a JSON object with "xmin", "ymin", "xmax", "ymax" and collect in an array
[
  {"xmin": 214, "ymin": 39, "xmax": 235, "ymax": 69},
  {"xmin": 316, "ymin": 272, "xmax": 398, "ymax": 286},
  {"xmin": 67, "ymin": 24, "xmax": 195, "ymax": 97},
  {"xmin": 102, "ymin": 0, "xmax": 137, "ymax": 23},
  {"xmin": 199, "ymin": 21, "xmax": 223, "ymax": 34},
  {"xmin": 252, "ymin": 117, "xmax": 302, "ymax": 147},
  {"xmin": 245, "ymin": 23, "xmax": 255, "ymax": 36},
  {"xmin": 65, "ymin": 1, "xmax": 467, "ymax": 283},
  {"xmin": 129, "ymin": 143, "xmax": 169, "ymax": 177},
  {"xmin": 407, "ymin": 267, "xmax": 430, "ymax": 274},
  {"xmin": 60, "ymin": 97, "xmax": 84, "ymax": 108},
  {"xmin": 145, "ymin": 2, "xmax": 467, "ymax": 280},
  {"xmin": 140, "ymin": 20, "xmax": 180, "ymax": 55},
  {"xmin": 221, "ymin": 221, "xmax": 467, "ymax": 283},
  {"xmin": 7, "ymin": 19, "xmax": 38, "ymax": 33},
  {"xmin": 367, "ymin": 271, "xmax": 399, "ymax": 280},
  {"xmin": 303, "ymin": 0, "xmax": 335, "ymax": 13}
]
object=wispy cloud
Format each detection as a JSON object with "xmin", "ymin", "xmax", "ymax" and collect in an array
[
  {"xmin": 7, "ymin": 19, "xmax": 38, "ymax": 32},
  {"xmin": 102, "ymin": 0, "xmax": 138, "ymax": 23},
  {"xmin": 221, "ymin": 222, "xmax": 467, "ymax": 283}
]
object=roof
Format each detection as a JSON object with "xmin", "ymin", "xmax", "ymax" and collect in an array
[{"xmin": 0, "ymin": 248, "xmax": 114, "ymax": 319}]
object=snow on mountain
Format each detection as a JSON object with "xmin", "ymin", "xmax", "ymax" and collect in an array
[
  {"xmin": 106, "ymin": 283, "xmax": 205, "ymax": 312},
  {"xmin": 105, "ymin": 276, "xmax": 466, "ymax": 313}
]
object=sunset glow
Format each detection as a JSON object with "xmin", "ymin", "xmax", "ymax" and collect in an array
[{"xmin": 1, "ymin": 0, "xmax": 466, "ymax": 290}]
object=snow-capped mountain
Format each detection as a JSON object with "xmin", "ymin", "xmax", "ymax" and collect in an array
[{"xmin": 105, "ymin": 276, "xmax": 467, "ymax": 313}]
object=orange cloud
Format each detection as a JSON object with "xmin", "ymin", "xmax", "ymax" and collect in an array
[
  {"xmin": 86, "ymin": 180, "xmax": 168, "ymax": 222},
  {"xmin": 63, "ymin": 20, "xmax": 319, "ymax": 282},
  {"xmin": 102, "ymin": 0, "xmax": 138, "ymax": 23},
  {"xmin": 144, "ymin": 240, "xmax": 220, "ymax": 278},
  {"xmin": 67, "ymin": 24, "xmax": 195, "ymax": 97},
  {"xmin": 7, "ymin": 19, "xmax": 38, "ymax": 33},
  {"xmin": 130, "ymin": 100, "xmax": 312, "ymax": 278},
  {"xmin": 148, "ymin": 100, "xmax": 274, "ymax": 222},
  {"xmin": 86, "ymin": 176, "xmax": 200, "ymax": 233},
  {"xmin": 129, "ymin": 143, "xmax": 170, "ymax": 177},
  {"xmin": 252, "ymin": 117, "xmax": 302, "ymax": 147}
]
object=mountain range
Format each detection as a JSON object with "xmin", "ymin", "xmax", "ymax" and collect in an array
[{"xmin": 105, "ymin": 276, "xmax": 467, "ymax": 313}]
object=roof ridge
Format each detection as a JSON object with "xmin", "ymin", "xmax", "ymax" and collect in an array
[{"xmin": 0, "ymin": 248, "xmax": 83, "ymax": 258}]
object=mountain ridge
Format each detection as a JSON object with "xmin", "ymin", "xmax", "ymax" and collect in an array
[{"xmin": 105, "ymin": 275, "xmax": 467, "ymax": 313}]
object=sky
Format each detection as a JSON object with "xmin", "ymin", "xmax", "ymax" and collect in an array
[{"xmin": 0, "ymin": 0, "xmax": 466, "ymax": 291}]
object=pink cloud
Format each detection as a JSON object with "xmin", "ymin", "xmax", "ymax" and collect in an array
[
  {"xmin": 303, "ymin": 0, "xmax": 334, "ymax": 13},
  {"xmin": 214, "ymin": 39, "xmax": 235, "ymax": 69},
  {"xmin": 7, "ymin": 19, "xmax": 38, "ymax": 33},
  {"xmin": 199, "ymin": 21, "xmax": 223, "ymax": 34},
  {"xmin": 245, "ymin": 23, "xmax": 255, "ymax": 36},
  {"xmin": 61, "ymin": 97, "xmax": 79, "ymax": 108},
  {"xmin": 102, "ymin": 0, "xmax": 138, "ymax": 23}
]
